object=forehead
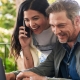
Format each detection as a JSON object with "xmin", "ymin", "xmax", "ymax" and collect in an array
[
  {"xmin": 24, "ymin": 9, "xmax": 43, "ymax": 18},
  {"xmin": 49, "ymin": 11, "xmax": 69, "ymax": 24}
]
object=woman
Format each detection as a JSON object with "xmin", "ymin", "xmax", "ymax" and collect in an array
[{"xmin": 10, "ymin": 0, "xmax": 57, "ymax": 70}]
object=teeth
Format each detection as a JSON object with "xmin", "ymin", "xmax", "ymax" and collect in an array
[{"xmin": 32, "ymin": 27, "xmax": 38, "ymax": 30}]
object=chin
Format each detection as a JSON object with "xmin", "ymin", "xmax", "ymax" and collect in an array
[
  {"xmin": 59, "ymin": 39, "xmax": 67, "ymax": 43},
  {"xmin": 34, "ymin": 31, "xmax": 41, "ymax": 34}
]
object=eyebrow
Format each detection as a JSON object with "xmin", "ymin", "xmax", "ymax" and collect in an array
[
  {"xmin": 24, "ymin": 15, "xmax": 40, "ymax": 19},
  {"xmin": 32, "ymin": 15, "xmax": 40, "ymax": 18},
  {"xmin": 49, "ymin": 23, "xmax": 66, "ymax": 26}
]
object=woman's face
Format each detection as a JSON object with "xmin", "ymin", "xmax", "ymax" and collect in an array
[{"xmin": 24, "ymin": 9, "xmax": 49, "ymax": 34}]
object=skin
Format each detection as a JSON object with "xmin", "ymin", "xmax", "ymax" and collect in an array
[
  {"xmin": 16, "ymin": 71, "xmax": 47, "ymax": 80},
  {"xmin": 18, "ymin": 9, "xmax": 49, "ymax": 69},
  {"xmin": 6, "ymin": 11, "xmax": 80, "ymax": 80},
  {"xmin": 24, "ymin": 9, "xmax": 49, "ymax": 34},
  {"xmin": 6, "ymin": 73, "xmax": 16, "ymax": 80},
  {"xmin": 16, "ymin": 11, "xmax": 80, "ymax": 80},
  {"xmin": 49, "ymin": 11, "xmax": 80, "ymax": 48},
  {"xmin": 18, "ymin": 9, "xmax": 49, "ymax": 70},
  {"xmin": 6, "ymin": 9, "xmax": 49, "ymax": 80},
  {"xmin": 19, "ymin": 9, "xmax": 49, "ymax": 50}
]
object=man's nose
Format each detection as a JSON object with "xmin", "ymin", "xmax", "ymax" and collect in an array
[{"xmin": 52, "ymin": 27, "xmax": 61, "ymax": 35}]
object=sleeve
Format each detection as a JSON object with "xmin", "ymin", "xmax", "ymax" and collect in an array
[
  {"xmin": 47, "ymin": 77, "xmax": 72, "ymax": 80},
  {"xmin": 12, "ymin": 70, "xmax": 21, "ymax": 76}
]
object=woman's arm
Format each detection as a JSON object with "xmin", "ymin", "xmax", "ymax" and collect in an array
[
  {"xmin": 17, "ymin": 26, "xmax": 34, "ymax": 70},
  {"xmin": 22, "ymin": 46, "xmax": 34, "ymax": 68}
]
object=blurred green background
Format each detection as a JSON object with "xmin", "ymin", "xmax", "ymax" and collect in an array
[{"xmin": 0, "ymin": 0, "xmax": 55, "ymax": 72}]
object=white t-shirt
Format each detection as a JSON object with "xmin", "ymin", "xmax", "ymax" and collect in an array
[{"xmin": 32, "ymin": 27, "xmax": 57, "ymax": 63}]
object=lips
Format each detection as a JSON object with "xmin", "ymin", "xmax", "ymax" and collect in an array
[
  {"xmin": 58, "ymin": 32, "xmax": 66, "ymax": 37},
  {"xmin": 58, "ymin": 34, "xmax": 67, "ymax": 40},
  {"xmin": 58, "ymin": 36, "xmax": 64, "ymax": 39}
]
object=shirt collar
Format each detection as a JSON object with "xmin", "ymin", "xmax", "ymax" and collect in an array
[{"xmin": 76, "ymin": 32, "xmax": 80, "ymax": 43}]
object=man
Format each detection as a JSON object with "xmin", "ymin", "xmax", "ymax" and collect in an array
[{"xmin": 6, "ymin": 0, "xmax": 80, "ymax": 80}]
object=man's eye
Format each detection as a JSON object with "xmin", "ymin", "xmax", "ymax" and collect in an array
[
  {"xmin": 59, "ymin": 25, "xmax": 65, "ymax": 28},
  {"xmin": 50, "ymin": 24, "xmax": 54, "ymax": 27}
]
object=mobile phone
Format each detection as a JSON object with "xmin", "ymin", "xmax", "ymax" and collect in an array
[{"xmin": 23, "ymin": 21, "xmax": 31, "ymax": 37}]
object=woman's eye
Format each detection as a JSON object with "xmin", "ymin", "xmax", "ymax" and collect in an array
[
  {"xmin": 33, "ymin": 17, "xmax": 39, "ymax": 20},
  {"xmin": 24, "ymin": 19, "xmax": 29, "ymax": 22}
]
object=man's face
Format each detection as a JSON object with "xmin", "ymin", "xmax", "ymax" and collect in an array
[{"xmin": 49, "ymin": 11, "xmax": 79, "ymax": 43}]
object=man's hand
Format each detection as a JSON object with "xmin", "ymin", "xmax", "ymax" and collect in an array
[
  {"xmin": 16, "ymin": 71, "xmax": 47, "ymax": 80},
  {"xmin": 6, "ymin": 72, "xmax": 16, "ymax": 80}
]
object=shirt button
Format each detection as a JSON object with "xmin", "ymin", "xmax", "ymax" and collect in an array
[
  {"xmin": 67, "ymin": 63, "xmax": 69, "ymax": 65},
  {"xmin": 69, "ymin": 75, "xmax": 70, "ymax": 78}
]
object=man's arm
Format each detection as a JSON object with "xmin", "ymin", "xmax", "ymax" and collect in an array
[
  {"xmin": 6, "ymin": 50, "xmax": 55, "ymax": 80},
  {"xmin": 16, "ymin": 71, "xmax": 72, "ymax": 80}
]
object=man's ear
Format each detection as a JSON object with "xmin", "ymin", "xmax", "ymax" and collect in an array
[
  {"xmin": 78, "ymin": 16, "xmax": 80, "ymax": 30},
  {"xmin": 75, "ymin": 16, "xmax": 80, "ymax": 26}
]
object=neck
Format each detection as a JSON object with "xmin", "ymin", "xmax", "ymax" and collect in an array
[
  {"xmin": 45, "ymin": 25, "xmax": 50, "ymax": 30},
  {"xmin": 67, "ymin": 32, "xmax": 79, "ymax": 48},
  {"xmin": 44, "ymin": 21, "xmax": 50, "ymax": 30},
  {"xmin": 67, "ymin": 42, "xmax": 75, "ymax": 48}
]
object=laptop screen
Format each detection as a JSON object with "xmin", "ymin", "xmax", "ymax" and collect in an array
[{"xmin": 0, "ymin": 58, "xmax": 6, "ymax": 80}]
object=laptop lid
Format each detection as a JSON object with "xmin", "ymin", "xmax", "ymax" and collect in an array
[{"xmin": 0, "ymin": 58, "xmax": 6, "ymax": 80}]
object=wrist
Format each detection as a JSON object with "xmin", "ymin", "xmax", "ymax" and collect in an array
[
  {"xmin": 9, "ymin": 72, "xmax": 16, "ymax": 80},
  {"xmin": 21, "ymin": 46, "xmax": 31, "ymax": 58}
]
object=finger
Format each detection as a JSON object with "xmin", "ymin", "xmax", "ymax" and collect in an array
[
  {"xmin": 16, "ymin": 72, "xmax": 30, "ymax": 80},
  {"xmin": 19, "ymin": 26, "xmax": 25, "ymax": 30},
  {"xmin": 18, "ymin": 34, "xmax": 27, "ymax": 40},
  {"xmin": 16, "ymin": 72, "xmax": 23, "ymax": 80},
  {"xmin": 19, "ymin": 29, "xmax": 28, "ymax": 39},
  {"xmin": 19, "ymin": 28, "xmax": 30, "ymax": 38},
  {"xmin": 19, "ymin": 30, "xmax": 27, "ymax": 36},
  {"xmin": 19, "ymin": 26, "xmax": 25, "ymax": 35},
  {"xmin": 19, "ymin": 27, "xmax": 27, "ymax": 34},
  {"xmin": 22, "ymin": 77, "xmax": 30, "ymax": 80}
]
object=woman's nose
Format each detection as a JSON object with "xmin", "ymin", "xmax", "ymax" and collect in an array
[
  {"xmin": 25, "ymin": 21, "xmax": 35, "ymax": 28},
  {"xmin": 29, "ymin": 21, "xmax": 35, "ymax": 27}
]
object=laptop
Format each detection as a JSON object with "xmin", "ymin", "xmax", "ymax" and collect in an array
[{"xmin": 0, "ymin": 58, "xmax": 6, "ymax": 80}]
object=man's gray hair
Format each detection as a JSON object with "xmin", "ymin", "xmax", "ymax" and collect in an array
[{"xmin": 46, "ymin": 0, "xmax": 80, "ymax": 21}]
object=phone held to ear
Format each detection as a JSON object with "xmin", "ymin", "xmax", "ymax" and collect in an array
[{"xmin": 23, "ymin": 21, "xmax": 31, "ymax": 37}]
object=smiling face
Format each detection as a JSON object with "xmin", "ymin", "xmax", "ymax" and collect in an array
[
  {"xmin": 49, "ymin": 11, "xmax": 80, "ymax": 43},
  {"xmin": 24, "ymin": 9, "xmax": 49, "ymax": 34}
]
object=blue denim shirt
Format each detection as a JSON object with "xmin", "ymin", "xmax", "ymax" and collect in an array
[{"xmin": 60, "ymin": 33, "xmax": 80, "ymax": 80}]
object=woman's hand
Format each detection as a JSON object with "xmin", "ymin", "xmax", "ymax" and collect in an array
[
  {"xmin": 19, "ymin": 26, "xmax": 31, "ymax": 49},
  {"xmin": 6, "ymin": 72, "xmax": 16, "ymax": 80},
  {"xmin": 18, "ymin": 26, "xmax": 34, "ymax": 69}
]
